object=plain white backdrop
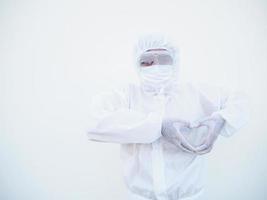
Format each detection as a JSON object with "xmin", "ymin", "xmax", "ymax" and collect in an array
[{"xmin": 0, "ymin": 0, "xmax": 267, "ymax": 199}]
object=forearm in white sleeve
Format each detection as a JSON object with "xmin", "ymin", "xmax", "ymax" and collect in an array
[
  {"xmin": 87, "ymin": 87, "xmax": 163, "ymax": 143},
  {"xmin": 214, "ymin": 89, "xmax": 250, "ymax": 137}
]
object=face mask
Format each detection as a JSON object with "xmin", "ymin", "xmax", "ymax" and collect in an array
[{"xmin": 139, "ymin": 65, "xmax": 174, "ymax": 86}]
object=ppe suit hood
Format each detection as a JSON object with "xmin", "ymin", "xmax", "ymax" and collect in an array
[{"xmin": 133, "ymin": 34, "xmax": 180, "ymax": 95}]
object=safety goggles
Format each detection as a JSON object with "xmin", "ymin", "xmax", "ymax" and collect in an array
[{"xmin": 139, "ymin": 50, "xmax": 173, "ymax": 67}]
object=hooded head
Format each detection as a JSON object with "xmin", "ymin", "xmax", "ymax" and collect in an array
[{"xmin": 133, "ymin": 34, "xmax": 179, "ymax": 95}]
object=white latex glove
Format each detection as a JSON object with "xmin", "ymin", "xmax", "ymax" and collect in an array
[
  {"xmin": 162, "ymin": 120, "xmax": 197, "ymax": 153},
  {"xmin": 193, "ymin": 113, "xmax": 225, "ymax": 154},
  {"xmin": 162, "ymin": 113, "xmax": 225, "ymax": 155}
]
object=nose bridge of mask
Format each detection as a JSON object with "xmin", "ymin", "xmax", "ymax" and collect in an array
[{"xmin": 140, "ymin": 65, "xmax": 174, "ymax": 82}]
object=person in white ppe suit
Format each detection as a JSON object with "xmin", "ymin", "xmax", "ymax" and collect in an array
[{"xmin": 87, "ymin": 34, "xmax": 250, "ymax": 200}]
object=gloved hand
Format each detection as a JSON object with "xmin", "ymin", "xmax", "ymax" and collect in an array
[
  {"xmin": 193, "ymin": 113, "xmax": 225, "ymax": 154},
  {"xmin": 161, "ymin": 119, "xmax": 197, "ymax": 153},
  {"xmin": 161, "ymin": 113, "xmax": 225, "ymax": 155}
]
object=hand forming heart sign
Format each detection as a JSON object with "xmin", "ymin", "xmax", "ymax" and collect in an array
[{"xmin": 162, "ymin": 113, "xmax": 225, "ymax": 155}]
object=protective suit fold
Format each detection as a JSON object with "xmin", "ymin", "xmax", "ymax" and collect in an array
[
  {"xmin": 87, "ymin": 86, "xmax": 167, "ymax": 144},
  {"xmin": 194, "ymin": 83, "xmax": 250, "ymax": 138}
]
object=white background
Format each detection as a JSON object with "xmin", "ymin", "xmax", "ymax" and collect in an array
[{"xmin": 0, "ymin": 0, "xmax": 267, "ymax": 199}]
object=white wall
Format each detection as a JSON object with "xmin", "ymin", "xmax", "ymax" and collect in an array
[{"xmin": 0, "ymin": 0, "xmax": 266, "ymax": 199}]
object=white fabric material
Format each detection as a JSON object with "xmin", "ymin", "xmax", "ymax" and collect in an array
[
  {"xmin": 127, "ymin": 186, "xmax": 205, "ymax": 200},
  {"xmin": 87, "ymin": 82, "xmax": 250, "ymax": 200},
  {"xmin": 139, "ymin": 65, "xmax": 175, "ymax": 93}
]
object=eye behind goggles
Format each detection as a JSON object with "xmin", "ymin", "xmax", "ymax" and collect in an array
[{"xmin": 139, "ymin": 50, "xmax": 173, "ymax": 67}]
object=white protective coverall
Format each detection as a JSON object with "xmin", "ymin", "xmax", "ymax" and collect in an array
[{"xmin": 87, "ymin": 34, "xmax": 250, "ymax": 200}]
